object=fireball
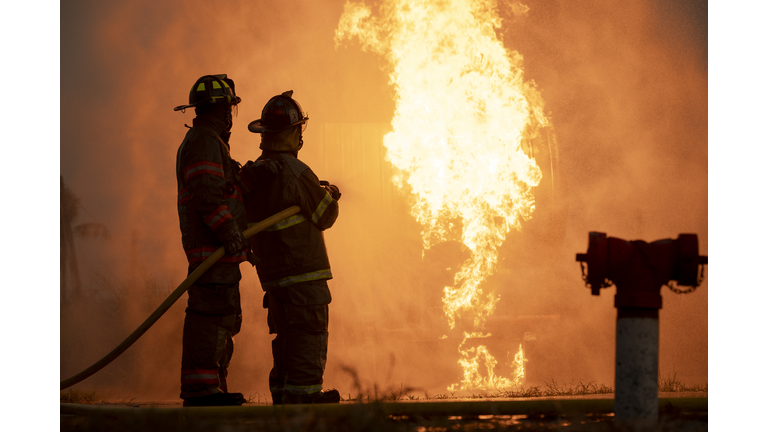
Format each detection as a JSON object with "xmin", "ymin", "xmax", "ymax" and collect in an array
[{"xmin": 336, "ymin": 0, "xmax": 548, "ymax": 391}]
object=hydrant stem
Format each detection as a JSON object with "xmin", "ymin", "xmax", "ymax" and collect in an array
[{"xmin": 615, "ymin": 307, "xmax": 659, "ymax": 427}]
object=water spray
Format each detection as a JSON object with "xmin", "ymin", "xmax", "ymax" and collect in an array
[{"xmin": 60, "ymin": 206, "xmax": 301, "ymax": 390}]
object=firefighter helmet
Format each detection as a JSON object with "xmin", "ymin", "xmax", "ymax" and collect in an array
[
  {"xmin": 174, "ymin": 74, "xmax": 241, "ymax": 112},
  {"xmin": 248, "ymin": 90, "xmax": 309, "ymax": 133}
]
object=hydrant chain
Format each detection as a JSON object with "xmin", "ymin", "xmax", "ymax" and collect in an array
[
  {"xmin": 667, "ymin": 261, "xmax": 707, "ymax": 294},
  {"xmin": 666, "ymin": 282, "xmax": 696, "ymax": 294}
]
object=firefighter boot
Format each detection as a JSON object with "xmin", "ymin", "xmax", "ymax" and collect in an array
[{"xmin": 283, "ymin": 389, "xmax": 341, "ymax": 404}]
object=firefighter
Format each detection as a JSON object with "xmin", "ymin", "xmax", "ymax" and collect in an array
[
  {"xmin": 242, "ymin": 90, "xmax": 342, "ymax": 404},
  {"xmin": 173, "ymin": 75, "xmax": 279, "ymax": 406}
]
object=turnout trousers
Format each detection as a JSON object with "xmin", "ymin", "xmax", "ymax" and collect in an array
[
  {"xmin": 265, "ymin": 280, "xmax": 331, "ymax": 403},
  {"xmin": 180, "ymin": 262, "xmax": 243, "ymax": 399}
]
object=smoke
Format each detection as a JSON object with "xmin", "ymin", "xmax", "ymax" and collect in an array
[
  {"xmin": 60, "ymin": 0, "xmax": 707, "ymax": 400},
  {"xmin": 487, "ymin": 0, "xmax": 708, "ymax": 386}
]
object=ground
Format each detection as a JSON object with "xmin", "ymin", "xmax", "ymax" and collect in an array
[{"xmin": 61, "ymin": 393, "xmax": 707, "ymax": 432}]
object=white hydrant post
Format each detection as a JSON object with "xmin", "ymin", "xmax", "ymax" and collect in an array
[{"xmin": 615, "ymin": 308, "xmax": 659, "ymax": 428}]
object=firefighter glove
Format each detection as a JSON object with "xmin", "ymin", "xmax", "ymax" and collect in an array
[
  {"xmin": 218, "ymin": 223, "xmax": 248, "ymax": 256},
  {"xmin": 324, "ymin": 184, "xmax": 341, "ymax": 201}
]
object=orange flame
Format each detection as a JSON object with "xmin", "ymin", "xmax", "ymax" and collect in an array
[
  {"xmin": 511, "ymin": 343, "xmax": 526, "ymax": 384},
  {"xmin": 337, "ymin": 0, "xmax": 546, "ymax": 392}
]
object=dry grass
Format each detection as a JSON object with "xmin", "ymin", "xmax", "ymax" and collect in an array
[
  {"xmin": 60, "ymin": 389, "xmax": 107, "ymax": 404},
  {"xmin": 339, "ymin": 373, "xmax": 705, "ymax": 402},
  {"xmin": 60, "ymin": 389, "xmax": 140, "ymax": 405},
  {"xmin": 658, "ymin": 371, "xmax": 708, "ymax": 393}
]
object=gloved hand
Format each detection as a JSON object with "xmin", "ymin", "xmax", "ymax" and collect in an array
[
  {"xmin": 247, "ymin": 251, "xmax": 260, "ymax": 266},
  {"xmin": 320, "ymin": 181, "xmax": 341, "ymax": 200},
  {"xmin": 241, "ymin": 159, "xmax": 282, "ymax": 185},
  {"xmin": 326, "ymin": 184, "xmax": 341, "ymax": 201},
  {"xmin": 217, "ymin": 223, "xmax": 248, "ymax": 256}
]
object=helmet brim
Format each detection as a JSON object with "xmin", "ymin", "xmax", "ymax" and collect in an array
[
  {"xmin": 174, "ymin": 96, "xmax": 241, "ymax": 112},
  {"xmin": 174, "ymin": 104, "xmax": 195, "ymax": 112},
  {"xmin": 248, "ymin": 118, "xmax": 308, "ymax": 134},
  {"xmin": 248, "ymin": 119, "xmax": 266, "ymax": 133}
]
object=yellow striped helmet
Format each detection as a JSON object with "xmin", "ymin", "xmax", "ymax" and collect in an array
[{"xmin": 174, "ymin": 74, "xmax": 241, "ymax": 112}]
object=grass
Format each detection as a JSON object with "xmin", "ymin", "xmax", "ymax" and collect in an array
[
  {"xmin": 246, "ymin": 392, "xmax": 271, "ymax": 404},
  {"xmin": 60, "ymin": 389, "xmax": 106, "ymax": 404},
  {"xmin": 61, "ymin": 388, "xmax": 138, "ymax": 405},
  {"xmin": 60, "ymin": 374, "xmax": 705, "ymax": 405},
  {"xmin": 338, "ymin": 373, "xmax": 705, "ymax": 402},
  {"xmin": 658, "ymin": 371, "xmax": 708, "ymax": 393}
]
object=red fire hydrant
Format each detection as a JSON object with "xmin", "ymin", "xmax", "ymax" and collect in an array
[{"xmin": 576, "ymin": 232, "xmax": 707, "ymax": 428}]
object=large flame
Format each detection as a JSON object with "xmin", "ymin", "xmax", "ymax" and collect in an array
[{"xmin": 336, "ymin": 0, "xmax": 548, "ymax": 391}]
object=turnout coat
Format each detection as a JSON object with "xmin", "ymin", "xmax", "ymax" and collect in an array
[
  {"xmin": 176, "ymin": 115, "xmax": 248, "ymax": 264},
  {"xmin": 243, "ymin": 152, "xmax": 338, "ymax": 290}
]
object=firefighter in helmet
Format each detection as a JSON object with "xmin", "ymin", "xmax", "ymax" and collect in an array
[
  {"xmin": 173, "ymin": 75, "xmax": 279, "ymax": 406},
  {"xmin": 241, "ymin": 90, "xmax": 342, "ymax": 404}
]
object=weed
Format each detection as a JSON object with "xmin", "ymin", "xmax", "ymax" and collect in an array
[
  {"xmin": 384, "ymin": 383, "xmax": 418, "ymax": 401},
  {"xmin": 345, "ymin": 375, "xmax": 705, "ymax": 402},
  {"xmin": 659, "ymin": 371, "xmax": 707, "ymax": 393},
  {"xmin": 519, "ymin": 385, "xmax": 544, "ymax": 398},
  {"xmin": 110, "ymin": 397, "xmax": 137, "ymax": 405},
  {"xmin": 246, "ymin": 392, "xmax": 260, "ymax": 404},
  {"xmin": 338, "ymin": 365, "xmax": 419, "ymax": 403},
  {"xmin": 60, "ymin": 388, "xmax": 107, "ymax": 404}
]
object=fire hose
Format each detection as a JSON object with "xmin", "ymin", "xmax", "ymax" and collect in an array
[{"xmin": 60, "ymin": 205, "xmax": 301, "ymax": 390}]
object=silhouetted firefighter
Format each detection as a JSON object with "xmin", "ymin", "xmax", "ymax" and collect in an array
[
  {"xmin": 243, "ymin": 90, "xmax": 342, "ymax": 404},
  {"xmin": 172, "ymin": 74, "xmax": 280, "ymax": 407}
]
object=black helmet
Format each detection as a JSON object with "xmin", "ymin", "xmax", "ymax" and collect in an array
[
  {"xmin": 174, "ymin": 74, "xmax": 241, "ymax": 112},
  {"xmin": 248, "ymin": 90, "xmax": 308, "ymax": 133}
]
